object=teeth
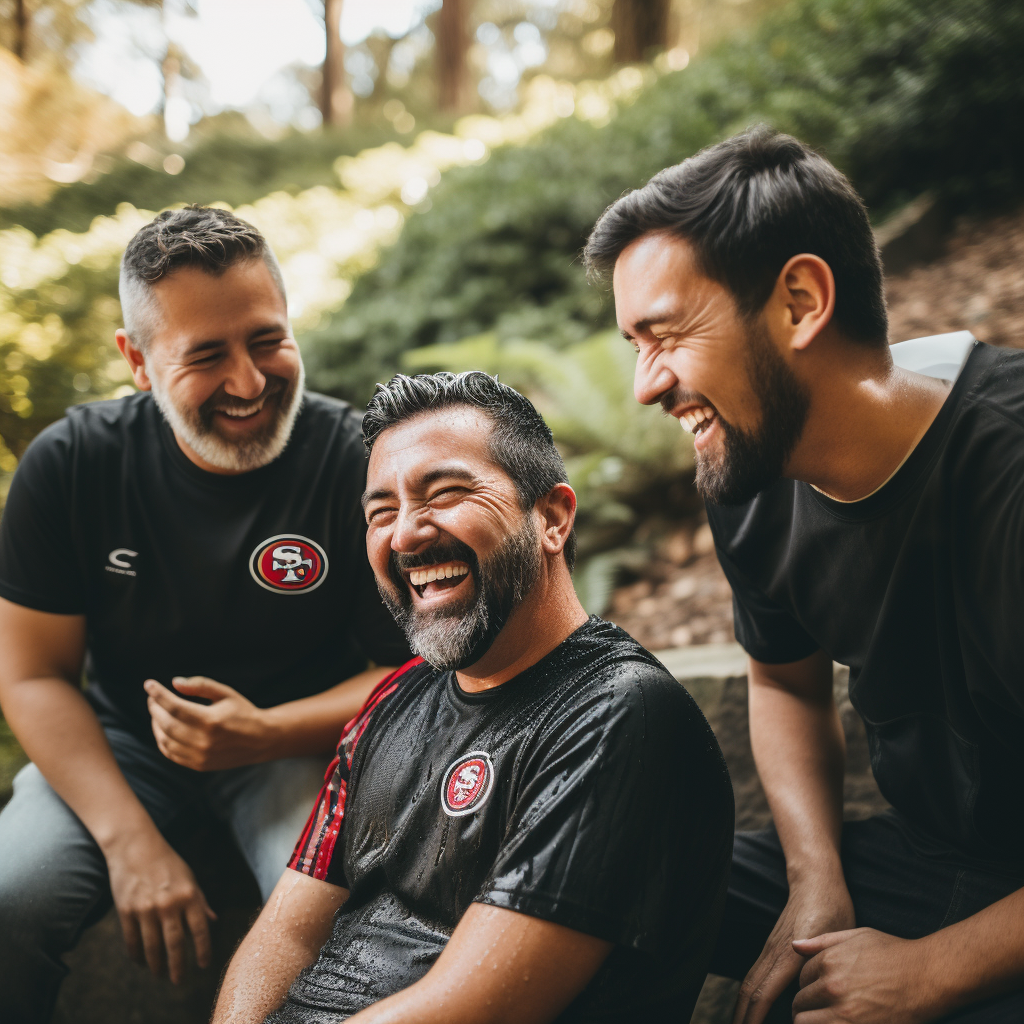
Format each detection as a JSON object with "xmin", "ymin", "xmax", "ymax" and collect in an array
[
  {"xmin": 680, "ymin": 407, "xmax": 715, "ymax": 435},
  {"xmin": 219, "ymin": 403, "xmax": 263, "ymax": 418},
  {"xmin": 409, "ymin": 563, "xmax": 469, "ymax": 587}
]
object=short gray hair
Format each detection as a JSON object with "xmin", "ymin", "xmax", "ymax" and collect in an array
[{"xmin": 119, "ymin": 205, "xmax": 286, "ymax": 350}]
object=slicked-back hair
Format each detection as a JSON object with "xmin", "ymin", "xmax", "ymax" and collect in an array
[
  {"xmin": 364, "ymin": 371, "xmax": 577, "ymax": 571},
  {"xmin": 585, "ymin": 126, "xmax": 888, "ymax": 346},
  {"xmin": 119, "ymin": 205, "xmax": 286, "ymax": 350}
]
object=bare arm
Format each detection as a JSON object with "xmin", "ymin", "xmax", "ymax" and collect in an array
[
  {"xmin": 212, "ymin": 869, "xmax": 348, "ymax": 1024},
  {"xmin": 733, "ymin": 649, "xmax": 854, "ymax": 1024},
  {"xmin": 0, "ymin": 596, "xmax": 214, "ymax": 983},
  {"xmin": 791, "ymin": 886, "xmax": 1024, "ymax": 1023},
  {"xmin": 347, "ymin": 903, "xmax": 611, "ymax": 1024},
  {"xmin": 146, "ymin": 665, "xmax": 393, "ymax": 771}
]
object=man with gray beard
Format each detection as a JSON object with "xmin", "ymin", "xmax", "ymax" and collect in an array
[
  {"xmin": 213, "ymin": 371, "xmax": 734, "ymax": 1024},
  {"xmin": 0, "ymin": 206, "xmax": 408, "ymax": 1023}
]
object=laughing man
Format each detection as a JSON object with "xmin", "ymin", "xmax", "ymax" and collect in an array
[{"xmin": 212, "ymin": 371, "xmax": 734, "ymax": 1024}]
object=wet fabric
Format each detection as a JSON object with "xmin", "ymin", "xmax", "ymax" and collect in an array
[
  {"xmin": 710, "ymin": 815, "xmax": 1024, "ymax": 1024},
  {"xmin": 275, "ymin": 617, "xmax": 734, "ymax": 1023},
  {"xmin": 707, "ymin": 340, "xmax": 1024, "ymax": 867},
  {"xmin": 0, "ymin": 391, "xmax": 409, "ymax": 738}
]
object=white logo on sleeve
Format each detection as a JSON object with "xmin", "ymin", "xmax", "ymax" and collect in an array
[{"xmin": 105, "ymin": 548, "xmax": 138, "ymax": 577}]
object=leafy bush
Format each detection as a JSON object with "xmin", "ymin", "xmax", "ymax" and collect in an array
[{"xmin": 304, "ymin": 0, "xmax": 1024, "ymax": 406}]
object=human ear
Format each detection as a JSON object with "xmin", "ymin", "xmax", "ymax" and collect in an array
[
  {"xmin": 115, "ymin": 329, "xmax": 152, "ymax": 391},
  {"xmin": 535, "ymin": 483, "xmax": 577, "ymax": 557},
  {"xmin": 769, "ymin": 254, "xmax": 836, "ymax": 353}
]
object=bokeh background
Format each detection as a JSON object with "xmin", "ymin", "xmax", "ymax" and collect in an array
[{"xmin": 1, "ymin": 0, "xmax": 1023, "ymax": 1018}]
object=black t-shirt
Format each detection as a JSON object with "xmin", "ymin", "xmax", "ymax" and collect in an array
[
  {"xmin": 708, "ymin": 341, "xmax": 1024, "ymax": 865},
  {"xmin": 275, "ymin": 617, "xmax": 734, "ymax": 1024},
  {"xmin": 0, "ymin": 391, "xmax": 408, "ymax": 736}
]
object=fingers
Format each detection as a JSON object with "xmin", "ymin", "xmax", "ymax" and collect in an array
[
  {"xmin": 185, "ymin": 897, "xmax": 215, "ymax": 970},
  {"xmin": 138, "ymin": 909, "xmax": 167, "ymax": 979},
  {"xmin": 119, "ymin": 909, "xmax": 144, "ymax": 966},
  {"xmin": 147, "ymin": 697, "xmax": 198, "ymax": 745},
  {"xmin": 732, "ymin": 947, "xmax": 803, "ymax": 1024},
  {"xmin": 171, "ymin": 675, "xmax": 236, "ymax": 702},
  {"xmin": 145, "ymin": 679, "xmax": 208, "ymax": 726},
  {"xmin": 793, "ymin": 928, "xmax": 866, "ymax": 957},
  {"xmin": 161, "ymin": 910, "xmax": 187, "ymax": 985}
]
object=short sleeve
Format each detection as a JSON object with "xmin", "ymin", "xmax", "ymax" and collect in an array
[
  {"xmin": 477, "ymin": 665, "xmax": 734, "ymax": 950},
  {"xmin": 0, "ymin": 420, "xmax": 85, "ymax": 614},
  {"xmin": 288, "ymin": 660, "xmax": 423, "ymax": 886},
  {"xmin": 714, "ymin": 544, "xmax": 819, "ymax": 665}
]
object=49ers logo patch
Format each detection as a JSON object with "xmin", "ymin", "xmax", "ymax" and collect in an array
[
  {"xmin": 249, "ymin": 535, "xmax": 328, "ymax": 594},
  {"xmin": 441, "ymin": 751, "xmax": 494, "ymax": 817}
]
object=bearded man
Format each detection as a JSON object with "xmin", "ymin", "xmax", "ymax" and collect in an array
[
  {"xmin": 586, "ymin": 126, "xmax": 1024, "ymax": 1024},
  {"xmin": 212, "ymin": 371, "xmax": 734, "ymax": 1024},
  {"xmin": 0, "ymin": 206, "xmax": 408, "ymax": 1023}
]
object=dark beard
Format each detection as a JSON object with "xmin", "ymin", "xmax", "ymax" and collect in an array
[
  {"xmin": 695, "ymin": 320, "xmax": 811, "ymax": 506},
  {"xmin": 378, "ymin": 521, "xmax": 540, "ymax": 671}
]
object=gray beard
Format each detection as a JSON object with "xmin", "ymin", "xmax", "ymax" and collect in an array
[
  {"xmin": 381, "ymin": 521, "xmax": 541, "ymax": 672},
  {"xmin": 150, "ymin": 360, "xmax": 305, "ymax": 473}
]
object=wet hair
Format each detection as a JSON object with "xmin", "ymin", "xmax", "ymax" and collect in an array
[
  {"xmin": 118, "ymin": 205, "xmax": 286, "ymax": 350},
  {"xmin": 584, "ymin": 125, "xmax": 888, "ymax": 346},
  {"xmin": 364, "ymin": 371, "xmax": 577, "ymax": 571}
]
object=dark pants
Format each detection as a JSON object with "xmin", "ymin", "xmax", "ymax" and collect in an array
[{"xmin": 709, "ymin": 813, "xmax": 1024, "ymax": 1023}]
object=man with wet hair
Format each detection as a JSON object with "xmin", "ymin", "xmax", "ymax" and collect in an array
[
  {"xmin": 212, "ymin": 370, "xmax": 734, "ymax": 1024},
  {"xmin": 586, "ymin": 125, "xmax": 1024, "ymax": 1023},
  {"xmin": 0, "ymin": 206, "xmax": 407, "ymax": 1021}
]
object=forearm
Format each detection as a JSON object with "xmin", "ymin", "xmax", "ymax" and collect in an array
[
  {"xmin": 260, "ymin": 666, "xmax": 394, "ymax": 759},
  {"xmin": 919, "ymin": 887, "xmax": 1024, "ymax": 1015},
  {"xmin": 748, "ymin": 652, "xmax": 846, "ymax": 883},
  {"xmin": 1, "ymin": 674, "xmax": 159, "ymax": 851},
  {"xmin": 213, "ymin": 870, "xmax": 346, "ymax": 1024}
]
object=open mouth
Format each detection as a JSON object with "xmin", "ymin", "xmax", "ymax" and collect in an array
[
  {"xmin": 405, "ymin": 561, "xmax": 471, "ymax": 600},
  {"xmin": 678, "ymin": 404, "xmax": 717, "ymax": 438}
]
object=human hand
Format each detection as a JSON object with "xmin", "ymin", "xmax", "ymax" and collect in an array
[
  {"xmin": 145, "ymin": 676, "xmax": 275, "ymax": 771},
  {"xmin": 105, "ymin": 825, "xmax": 216, "ymax": 984},
  {"xmin": 792, "ymin": 928, "xmax": 942, "ymax": 1024},
  {"xmin": 733, "ymin": 877, "xmax": 855, "ymax": 1024}
]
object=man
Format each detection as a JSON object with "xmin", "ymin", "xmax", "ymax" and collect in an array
[
  {"xmin": 0, "ymin": 206, "xmax": 408, "ymax": 1022},
  {"xmin": 212, "ymin": 370, "xmax": 734, "ymax": 1023},
  {"xmin": 584, "ymin": 125, "xmax": 1024, "ymax": 1024}
]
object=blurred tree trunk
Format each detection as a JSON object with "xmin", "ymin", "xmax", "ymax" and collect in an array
[
  {"xmin": 322, "ymin": 0, "xmax": 352, "ymax": 127},
  {"xmin": 13, "ymin": 0, "xmax": 29, "ymax": 61},
  {"xmin": 611, "ymin": 0, "xmax": 671, "ymax": 63},
  {"xmin": 436, "ymin": 0, "xmax": 471, "ymax": 113}
]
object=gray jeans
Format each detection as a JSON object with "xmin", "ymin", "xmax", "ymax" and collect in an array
[{"xmin": 0, "ymin": 712, "xmax": 329, "ymax": 1024}]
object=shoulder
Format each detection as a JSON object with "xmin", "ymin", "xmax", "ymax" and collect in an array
[
  {"xmin": 961, "ymin": 344, "xmax": 1024, "ymax": 433},
  {"xmin": 18, "ymin": 393, "xmax": 152, "ymax": 474},
  {"xmin": 556, "ymin": 619, "xmax": 718, "ymax": 744},
  {"xmin": 296, "ymin": 391, "xmax": 363, "ymax": 438}
]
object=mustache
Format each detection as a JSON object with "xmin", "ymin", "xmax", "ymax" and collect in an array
[
  {"xmin": 388, "ymin": 537, "xmax": 479, "ymax": 591},
  {"xmin": 659, "ymin": 384, "xmax": 713, "ymax": 416},
  {"xmin": 199, "ymin": 375, "xmax": 289, "ymax": 418}
]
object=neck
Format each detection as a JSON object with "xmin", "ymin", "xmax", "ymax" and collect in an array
[
  {"xmin": 456, "ymin": 561, "xmax": 589, "ymax": 693},
  {"xmin": 785, "ymin": 339, "xmax": 951, "ymax": 502}
]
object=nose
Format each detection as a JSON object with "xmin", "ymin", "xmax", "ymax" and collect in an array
[
  {"xmin": 634, "ymin": 352, "xmax": 676, "ymax": 407},
  {"xmin": 390, "ymin": 506, "xmax": 439, "ymax": 554},
  {"xmin": 222, "ymin": 350, "xmax": 266, "ymax": 401}
]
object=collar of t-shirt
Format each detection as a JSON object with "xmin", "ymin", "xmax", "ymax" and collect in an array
[{"xmin": 807, "ymin": 341, "xmax": 981, "ymax": 523}]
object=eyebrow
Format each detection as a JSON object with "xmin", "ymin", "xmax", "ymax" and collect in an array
[
  {"xmin": 183, "ymin": 322, "xmax": 289, "ymax": 356},
  {"xmin": 620, "ymin": 307, "xmax": 686, "ymax": 340},
  {"xmin": 361, "ymin": 465, "xmax": 478, "ymax": 509}
]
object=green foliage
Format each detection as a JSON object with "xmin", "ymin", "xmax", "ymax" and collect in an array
[
  {"xmin": 0, "ymin": 123, "xmax": 402, "ymax": 237},
  {"xmin": 304, "ymin": 0, "xmax": 1024, "ymax": 407}
]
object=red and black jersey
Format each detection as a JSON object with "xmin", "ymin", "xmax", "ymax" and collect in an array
[{"xmin": 277, "ymin": 617, "xmax": 734, "ymax": 1023}]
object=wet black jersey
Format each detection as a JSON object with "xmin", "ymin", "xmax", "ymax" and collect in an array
[
  {"xmin": 275, "ymin": 617, "xmax": 734, "ymax": 1023},
  {"xmin": 0, "ymin": 391, "xmax": 408, "ymax": 736}
]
